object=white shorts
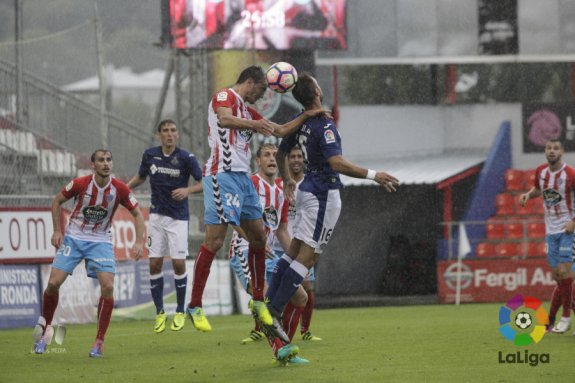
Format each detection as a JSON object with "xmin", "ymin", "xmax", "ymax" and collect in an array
[
  {"xmin": 147, "ymin": 213, "xmax": 189, "ymax": 259},
  {"xmin": 293, "ymin": 189, "xmax": 341, "ymax": 254}
]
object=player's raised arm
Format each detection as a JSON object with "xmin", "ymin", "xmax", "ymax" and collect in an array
[
  {"xmin": 271, "ymin": 108, "xmax": 332, "ymax": 138},
  {"xmin": 276, "ymin": 147, "xmax": 297, "ymax": 203},
  {"xmin": 327, "ymin": 155, "xmax": 400, "ymax": 192},
  {"xmin": 216, "ymin": 106, "xmax": 274, "ymax": 136}
]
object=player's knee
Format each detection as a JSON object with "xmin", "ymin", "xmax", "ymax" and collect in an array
[
  {"xmin": 204, "ymin": 238, "xmax": 224, "ymax": 253},
  {"xmin": 292, "ymin": 288, "xmax": 308, "ymax": 307},
  {"xmin": 45, "ymin": 280, "xmax": 62, "ymax": 294},
  {"xmin": 99, "ymin": 282, "xmax": 114, "ymax": 297}
]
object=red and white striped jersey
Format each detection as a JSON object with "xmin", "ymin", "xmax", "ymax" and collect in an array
[
  {"xmin": 534, "ymin": 163, "xmax": 575, "ymax": 235},
  {"xmin": 230, "ymin": 174, "xmax": 289, "ymax": 254},
  {"xmin": 61, "ymin": 175, "xmax": 139, "ymax": 242},
  {"xmin": 204, "ymin": 88, "xmax": 263, "ymax": 176},
  {"xmin": 272, "ymin": 178, "xmax": 303, "ymax": 251}
]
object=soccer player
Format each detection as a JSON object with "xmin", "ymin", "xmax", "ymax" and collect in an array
[
  {"xmin": 272, "ymin": 146, "xmax": 322, "ymax": 341},
  {"xmin": 519, "ymin": 139, "xmax": 575, "ymax": 334},
  {"xmin": 264, "ymin": 73, "xmax": 400, "ymax": 360},
  {"xmin": 186, "ymin": 65, "xmax": 327, "ymax": 338},
  {"xmin": 32, "ymin": 149, "xmax": 145, "ymax": 357},
  {"xmin": 127, "ymin": 120, "xmax": 203, "ymax": 333},
  {"xmin": 228, "ymin": 144, "xmax": 308, "ymax": 364}
]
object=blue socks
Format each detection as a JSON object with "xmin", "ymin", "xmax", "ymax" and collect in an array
[
  {"xmin": 150, "ymin": 273, "xmax": 164, "ymax": 314},
  {"xmin": 174, "ymin": 273, "xmax": 187, "ymax": 313},
  {"xmin": 266, "ymin": 254, "xmax": 293, "ymax": 302},
  {"xmin": 269, "ymin": 260, "xmax": 308, "ymax": 313}
]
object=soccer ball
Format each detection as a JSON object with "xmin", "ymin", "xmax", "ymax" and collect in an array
[
  {"xmin": 515, "ymin": 312, "xmax": 532, "ymax": 329},
  {"xmin": 266, "ymin": 62, "xmax": 298, "ymax": 93}
]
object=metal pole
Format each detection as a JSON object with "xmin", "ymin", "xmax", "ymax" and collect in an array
[
  {"xmin": 150, "ymin": 51, "xmax": 175, "ymax": 145},
  {"xmin": 14, "ymin": 0, "xmax": 24, "ymax": 125},
  {"xmin": 94, "ymin": 2, "xmax": 108, "ymax": 148}
]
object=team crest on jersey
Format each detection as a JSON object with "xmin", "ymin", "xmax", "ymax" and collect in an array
[
  {"xmin": 263, "ymin": 206, "xmax": 279, "ymax": 229},
  {"xmin": 217, "ymin": 91, "xmax": 228, "ymax": 101},
  {"xmin": 106, "ymin": 194, "xmax": 114, "ymax": 202},
  {"xmin": 82, "ymin": 205, "xmax": 108, "ymax": 223},
  {"xmin": 557, "ymin": 178, "xmax": 564, "ymax": 186},
  {"xmin": 542, "ymin": 188, "xmax": 562, "ymax": 207},
  {"xmin": 324, "ymin": 129, "xmax": 336, "ymax": 144},
  {"xmin": 238, "ymin": 129, "xmax": 253, "ymax": 142},
  {"xmin": 171, "ymin": 157, "xmax": 179, "ymax": 166},
  {"xmin": 65, "ymin": 180, "xmax": 74, "ymax": 192}
]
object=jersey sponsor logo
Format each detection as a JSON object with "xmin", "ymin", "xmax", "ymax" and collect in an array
[
  {"xmin": 150, "ymin": 164, "xmax": 181, "ymax": 177},
  {"xmin": 238, "ymin": 129, "xmax": 253, "ymax": 142},
  {"xmin": 65, "ymin": 180, "xmax": 74, "ymax": 192},
  {"xmin": 217, "ymin": 91, "xmax": 228, "ymax": 101},
  {"xmin": 324, "ymin": 129, "xmax": 336, "ymax": 144},
  {"xmin": 542, "ymin": 188, "xmax": 561, "ymax": 207},
  {"xmin": 82, "ymin": 205, "xmax": 108, "ymax": 223},
  {"xmin": 263, "ymin": 206, "xmax": 279, "ymax": 228}
]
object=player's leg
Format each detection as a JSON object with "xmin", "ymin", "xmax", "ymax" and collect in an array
[
  {"xmin": 33, "ymin": 268, "xmax": 69, "ymax": 354},
  {"xmin": 282, "ymin": 286, "xmax": 308, "ymax": 341},
  {"xmin": 34, "ymin": 236, "xmax": 81, "ymax": 354},
  {"xmin": 91, "ymin": 271, "xmax": 114, "ymax": 358},
  {"xmin": 266, "ymin": 242, "xmax": 302, "ymax": 304},
  {"xmin": 167, "ymin": 218, "xmax": 190, "ymax": 331},
  {"xmin": 550, "ymin": 233, "xmax": 573, "ymax": 333},
  {"xmin": 300, "ymin": 275, "xmax": 322, "ymax": 341},
  {"xmin": 148, "ymin": 213, "xmax": 168, "ymax": 332},
  {"xmin": 546, "ymin": 235, "xmax": 561, "ymax": 330}
]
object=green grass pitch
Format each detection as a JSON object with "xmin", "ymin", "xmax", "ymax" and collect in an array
[{"xmin": 2, "ymin": 303, "xmax": 573, "ymax": 383}]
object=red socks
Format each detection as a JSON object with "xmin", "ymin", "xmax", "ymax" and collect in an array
[
  {"xmin": 549, "ymin": 285, "xmax": 561, "ymax": 324},
  {"xmin": 42, "ymin": 291, "xmax": 59, "ymax": 327},
  {"xmin": 189, "ymin": 245, "xmax": 216, "ymax": 308},
  {"xmin": 282, "ymin": 302, "xmax": 304, "ymax": 341},
  {"xmin": 300, "ymin": 290, "xmax": 315, "ymax": 333},
  {"xmin": 96, "ymin": 296, "xmax": 114, "ymax": 341},
  {"xmin": 248, "ymin": 245, "xmax": 266, "ymax": 301},
  {"xmin": 559, "ymin": 278, "xmax": 573, "ymax": 318}
]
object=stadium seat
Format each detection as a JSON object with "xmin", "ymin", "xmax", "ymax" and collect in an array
[
  {"xmin": 505, "ymin": 169, "xmax": 526, "ymax": 191},
  {"xmin": 495, "ymin": 193, "xmax": 515, "ymax": 216},
  {"xmin": 495, "ymin": 242, "xmax": 520, "ymax": 257},
  {"xmin": 527, "ymin": 221, "xmax": 545, "ymax": 238},
  {"xmin": 525, "ymin": 170, "xmax": 536, "ymax": 188},
  {"xmin": 486, "ymin": 217, "xmax": 505, "ymax": 239},
  {"xmin": 505, "ymin": 222, "xmax": 525, "ymax": 239},
  {"xmin": 476, "ymin": 242, "xmax": 496, "ymax": 257},
  {"xmin": 528, "ymin": 201, "xmax": 545, "ymax": 215},
  {"xmin": 527, "ymin": 242, "xmax": 546, "ymax": 257},
  {"xmin": 516, "ymin": 198, "xmax": 538, "ymax": 215}
]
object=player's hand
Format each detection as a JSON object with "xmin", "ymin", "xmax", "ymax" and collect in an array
[
  {"xmin": 51, "ymin": 232, "xmax": 63, "ymax": 249},
  {"xmin": 374, "ymin": 172, "xmax": 400, "ymax": 192},
  {"xmin": 254, "ymin": 119, "xmax": 275, "ymax": 137},
  {"xmin": 565, "ymin": 220, "xmax": 575, "ymax": 234},
  {"xmin": 132, "ymin": 240, "xmax": 144, "ymax": 261},
  {"xmin": 283, "ymin": 179, "xmax": 297, "ymax": 204},
  {"xmin": 518, "ymin": 193, "xmax": 529, "ymax": 207},
  {"xmin": 171, "ymin": 187, "xmax": 188, "ymax": 201},
  {"xmin": 304, "ymin": 108, "xmax": 333, "ymax": 120},
  {"xmin": 265, "ymin": 245, "xmax": 275, "ymax": 259}
]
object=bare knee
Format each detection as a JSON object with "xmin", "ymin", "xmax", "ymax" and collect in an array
[
  {"xmin": 291, "ymin": 287, "xmax": 308, "ymax": 308},
  {"xmin": 99, "ymin": 281, "xmax": 114, "ymax": 298}
]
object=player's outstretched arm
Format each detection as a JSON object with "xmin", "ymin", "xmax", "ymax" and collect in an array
[
  {"xmin": 127, "ymin": 174, "xmax": 146, "ymax": 190},
  {"xmin": 272, "ymin": 108, "xmax": 333, "ymax": 138},
  {"xmin": 51, "ymin": 192, "xmax": 69, "ymax": 249},
  {"xmin": 129, "ymin": 206, "xmax": 146, "ymax": 260},
  {"xmin": 216, "ymin": 107, "xmax": 274, "ymax": 136},
  {"xmin": 328, "ymin": 155, "xmax": 400, "ymax": 192},
  {"xmin": 518, "ymin": 187, "xmax": 540, "ymax": 206}
]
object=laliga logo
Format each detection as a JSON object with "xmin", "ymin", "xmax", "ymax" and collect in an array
[{"xmin": 498, "ymin": 294, "xmax": 550, "ymax": 367}]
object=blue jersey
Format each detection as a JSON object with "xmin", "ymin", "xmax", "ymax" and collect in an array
[
  {"xmin": 137, "ymin": 146, "xmax": 202, "ymax": 220},
  {"xmin": 279, "ymin": 115, "xmax": 343, "ymax": 193}
]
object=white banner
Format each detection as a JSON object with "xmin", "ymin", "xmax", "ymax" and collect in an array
[{"xmin": 0, "ymin": 210, "xmax": 54, "ymax": 261}]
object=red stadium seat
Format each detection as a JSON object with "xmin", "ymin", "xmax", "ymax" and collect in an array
[
  {"xmin": 486, "ymin": 218, "xmax": 505, "ymax": 239},
  {"xmin": 495, "ymin": 242, "xmax": 521, "ymax": 257},
  {"xmin": 495, "ymin": 193, "xmax": 515, "ymax": 216},
  {"xmin": 505, "ymin": 222, "xmax": 525, "ymax": 239},
  {"xmin": 527, "ymin": 242, "xmax": 546, "ymax": 257},
  {"xmin": 528, "ymin": 200, "xmax": 544, "ymax": 215},
  {"xmin": 527, "ymin": 221, "xmax": 545, "ymax": 238},
  {"xmin": 505, "ymin": 169, "xmax": 526, "ymax": 191},
  {"xmin": 516, "ymin": 198, "xmax": 538, "ymax": 215},
  {"xmin": 476, "ymin": 242, "xmax": 496, "ymax": 257}
]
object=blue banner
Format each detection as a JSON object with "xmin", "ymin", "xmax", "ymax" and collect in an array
[{"xmin": 0, "ymin": 264, "xmax": 41, "ymax": 329}]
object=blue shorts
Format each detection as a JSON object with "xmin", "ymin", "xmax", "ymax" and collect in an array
[
  {"xmin": 52, "ymin": 236, "xmax": 115, "ymax": 279},
  {"xmin": 203, "ymin": 172, "xmax": 262, "ymax": 226},
  {"xmin": 545, "ymin": 232, "xmax": 574, "ymax": 269},
  {"xmin": 272, "ymin": 250, "xmax": 315, "ymax": 283}
]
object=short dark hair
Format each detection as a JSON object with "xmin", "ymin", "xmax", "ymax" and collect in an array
[
  {"xmin": 256, "ymin": 143, "xmax": 277, "ymax": 158},
  {"xmin": 90, "ymin": 149, "xmax": 112, "ymax": 162},
  {"xmin": 289, "ymin": 145, "xmax": 303, "ymax": 155},
  {"xmin": 157, "ymin": 119, "xmax": 177, "ymax": 132},
  {"xmin": 547, "ymin": 139, "xmax": 563, "ymax": 147},
  {"xmin": 292, "ymin": 72, "xmax": 316, "ymax": 107},
  {"xmin": 236, "ymin": 66, "xmax": 265, "ymax": 85}
]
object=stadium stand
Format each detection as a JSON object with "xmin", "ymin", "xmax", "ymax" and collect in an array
[{"xmin": 474, "ymin": 168, "xmax": 546, "ymax": 259}]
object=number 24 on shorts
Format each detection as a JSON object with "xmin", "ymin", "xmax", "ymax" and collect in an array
[{"xmin": 225, "ymin": 193, "xmax": 240, "ymax": 207}]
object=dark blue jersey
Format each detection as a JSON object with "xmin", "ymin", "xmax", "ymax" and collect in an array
[
  {"xmin": 279, "ymin": 115, "xmax": 343, "ymax": 193},
  {"xmin": 137, "ymin": 146, "xmax": 202, "ymax": 220}
]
